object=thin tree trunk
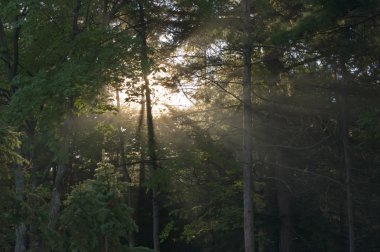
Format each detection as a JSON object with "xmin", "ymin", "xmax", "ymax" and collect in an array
[
  {"xmin": 13, "ymin": 37, "xmax": 25, "ymax": 252},
  {"xmin": 343, "ymin": 128, "xmax": 355, "ymax": 252},
  {"xmin": 28, "ymin": 133, "xmax": 37, "ymax": 192},
  {"xmin": 27, "ymin": 129, "xmax": 41, "ymax": 251},
  {"xmin": 0, "ymin": 21, "xmax": 12, "ymax": 81},
  {"xmin": 105, "ymin": 235, "xmax": 109, "ymax": 252},
  {"xmin": 137, "ymin": 2, "xmax": 160, "ymax": 250},
  {"xmin": 137, "ymin": 94, "xmax": 146, "ymax": 192},
  {"xmin": 145, "ymin": 83, "xmax": 160, "ymax": 252},
  {"xmin": 48, "ymin": 0, "xmax": 81, "ymax": 231},
  {"xmin": 71, "ymin": 0, "xmax": 82, "ymax": 39},
  {"xmin": 48, "ymin": 115, "xmax": 71, "ymax": 230},
  {"xmin": 14, "ymin": 163, "xmax": 26, "ymax": 252},
  {"xmin": 115, "ymin": 88, "xmax": 135, "ymax": 246},
  {"xmin": 275, "ymin": 163, "xmax": 294, "ymax": 252},
  {"xmin": 135, "ymin": 94, "xmax": 148, "ymax": 246},
  {"xmin": 340, "ymin": 66, "xmax": 355, "ymax": 252},
  {"xmin": 242, "ymin": 0, "xmax": 254, "ymax": 251},
  {"xmin": 1, "ymin": 18, "xmax": 27, "ymax": 252}
]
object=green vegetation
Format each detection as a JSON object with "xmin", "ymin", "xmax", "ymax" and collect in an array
[{"xmin": 1, "ymin": 0, "xmax": 380, "ymax": 251}]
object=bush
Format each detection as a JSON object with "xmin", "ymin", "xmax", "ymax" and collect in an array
[{"xmin": 60, "ymin": 162, "xmax": 137, "ymax": 251}]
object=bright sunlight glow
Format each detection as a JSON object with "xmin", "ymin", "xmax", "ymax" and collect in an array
[{"xmin": 115, "ymin": 84, "xmax": 194, "ymax": 116}]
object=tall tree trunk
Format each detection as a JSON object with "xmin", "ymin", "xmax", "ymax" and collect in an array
[
  {"xmin": 275, "ymin": 162, "xmax": 294, "ymax": 252},
  {"xmin": 242, "ymin": 0, "xmax": 254, "ymax": 251},
  {"xmin": 105, "ymin": 235, "xmax": 109, "ymax": 252},
  {"xmin": 48, "ymin": 113, "xmax": 72, "ymax": 230},
  {"xmin": 0, "ymin": 21, "xmax": 12, "ymax": 81},
  {"xmin": 48, "ymin": 0, "xmax": 81, "ymax": 232},
  {"xmin": 14, "ymin": 163, "xmax": 26, "ymax": 252},
  {"xmin": 1, "ymin": 18, "xmax": 27, "ymax": 252},
  {"xmin": 26, "ymin": 128, "xmax": 41, "ymax": 251},
  {"xmin": 12, "ymin": 28, "xmax": 26, "ymax": 251},
  {"xmin": 137, "ymin": 95, "xmax": 146, "ymax": 193},
  {"xmin": 137, "ymin": 2, "xmax": 160, "ymax": 250},
  {"xmin": 135, "ymin": 95, "xmax": 150, "ymax": 246},
  {"xmin": 145, "ymin": 83, "xmax": 160, "ymax": 252},
  {"xmin": 340, "ymin": 66, "xmax": 355, "ymax": 252},
  {"xmin": 115, "ymin": 88, "xmax": 135, "ymax": 246}
]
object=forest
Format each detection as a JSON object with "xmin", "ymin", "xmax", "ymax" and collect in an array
[{"xmin": 1, "ymin": 0, "xmax": 380, "ymax": 251}]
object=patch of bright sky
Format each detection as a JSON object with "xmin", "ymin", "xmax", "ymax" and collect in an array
[
  {"xmin": 114, "ymin": 28, "xmax": 229, "ymax": 116},
  {"xmin": 151, "ymin": 85, "xmax": 194, "ymax": 114},
  {"xmin": 115, "ymin": 77, "xmax": 194, "ymax": 117}
]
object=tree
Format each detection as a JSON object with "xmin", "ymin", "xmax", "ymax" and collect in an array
[
  {"xmin": 60, "ymin": 161, "xmax": 136, "ymax": 251},
  {"xmin": 1, "ymin": 0, "xmax": 380, "ymax": 251},
  {"xmin": 242, "ymin": 0, "xmax": 254, "ymax": 251}
]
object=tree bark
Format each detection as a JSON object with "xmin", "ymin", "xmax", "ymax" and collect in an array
[
  {"xmin": 137, "ymin": 2, "xmax": 161, "ymax": 251},
  {"xmin": 115, "ymin": 88, "xmax": 135, "ymax": 246},
  {"xmin": 48, "ymin": 0, "xmax": 81, "ymax": 232},
  {"xmin": 104, "ymin": 235, "xmax": 109, "ymax": 252},
  {"xmin": 137, "ymin": 94, "xmax": 146, "ymax": 193},
  {"xmin": 0, "ymin": 21, "xmax": 12, "ymax": 80},
  {"xmin": 26, "ymin": 129, "xmax": 41, "ymax": 251},
  {"xmin": 48, "ymin": 115, "xmax": 71, "ymax": 230},
  {"xmin": 145, "ymin": 83, "xmax": 160, "ymax": 252},
  {"xmin": 275, "ymin": 163, "xmax": 294, "ymax": 252},
  {"xmin": 242, "ymin": 0, "xmax": 254, "ymax": 251},
  {"xmin": 0, "ymin": 18, "xmax": 27, "ymax": 252},
  {"xmin": 340, "ymin": 66, "xmax": 355, "ymax": 252},
  {"xmin": 135, "ymin": 94, "xmax": 149, "ymax": 246},
  {"xmin": 14, "ymin": 163, "xmax": 26, "ymax": 252}
]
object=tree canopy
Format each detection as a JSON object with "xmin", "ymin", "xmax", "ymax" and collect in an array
[{"xmin": 1, "ymin": 0, "xmax": 380, "ymax": 251}]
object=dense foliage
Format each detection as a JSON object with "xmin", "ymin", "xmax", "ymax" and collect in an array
[
  {"xmin": 0, "ymin": 0, "xmax": 379, "ymax": 251},
  {"xmin": 60, "ymin": 161, "xmax": 136, "ymax": 251}
]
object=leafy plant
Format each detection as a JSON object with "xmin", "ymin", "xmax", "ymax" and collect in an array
[{"xmin": 60, "ymin": 161, "xmax": 137, "ymax": 252}]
